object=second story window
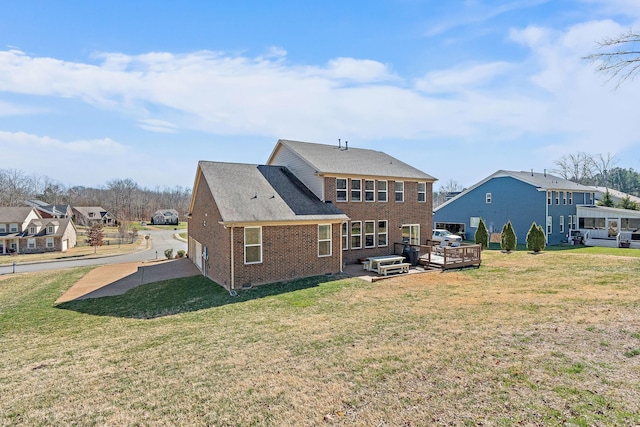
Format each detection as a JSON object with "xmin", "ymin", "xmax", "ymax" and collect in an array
[
  {"xmin": 547, "ymin": 191, "xmax": 551, "ymax": 205},
  {"xmin": 351, "ymin": 179, "xmax": 362, "ymax": 202},
  {"xmin": 377, "ymin": 180, "xmax": 387, "ymax": 202},
  {"xmin": 365, "ymin": 180, "xmax": 375, "ymax": 202},
  {"xmin": 555, "ymin": 192, "xmax": 559, "ymax": 205},
  {"xmin": 29, "ymin": 226, "xmax": 36, "ymax": 234},
  {"xmin": 395, "ymin": 181, "xmax": 404, "ymax": 202},
  {"xmin": 486, "ymin": 193, "xmax": 492, "ymax": 204},
  {"xmin": 418, "ymin": 183, "xmax": 426, "ymax": 202},
  {"xmin": 336, "ymin": 178, "xmax": 347, "ymax": 202},
  {"xmin": 0, "ymin": 224, "xmax": 5, "ymax": 233},
  {"xmin": 568, "ymin": 192, "xmax": 573, "ymax": 205},
  {"xmin": 9, "ymin": 223, "xmax": 18, "ymax": 233},
  {"xmin": 562, "ymin": 192, "xmax": 567, "ymax": 205},
  {"xmin": 47, "ymin": 225, "xmax": 54, "ymax": 234}
]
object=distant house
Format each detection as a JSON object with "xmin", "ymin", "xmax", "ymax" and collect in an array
[
  {"xmin": 188, "ymin": 139, "xmax": 436, "ymax": 289},
  {"xmin": 0, "ymin": 207, "xmax": 77, "ymax": 254},
  {"xmin": 25, "ymin": 200, "xmax": 73, "ymax": 219},
  {"xmin": 73, "ymin": 207, "xmax": 115, "ymax": 227},
  {"xmin": 152, "ymin": 209, "xmax": 179, "ymax": 225},
  {"xmin": 434, "ymin": 170, "xmax": 598, "ymax": 245}
]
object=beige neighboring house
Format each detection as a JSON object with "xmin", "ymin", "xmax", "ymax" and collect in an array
[
  {"xmin": 73, "ymin": 206, "xmax": 115, "ymax": 226},
  {"xmin": 152, "ymin": 209, "xmax": 180, "ymax": 225},
  {"xmin": 0, "ymin": 207, "xmax": 77, "ymax": 254}
]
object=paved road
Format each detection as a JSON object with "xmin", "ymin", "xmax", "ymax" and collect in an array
[{"xmin": 0, "ymin": 228, "xmax": 188, "ymax": 276}]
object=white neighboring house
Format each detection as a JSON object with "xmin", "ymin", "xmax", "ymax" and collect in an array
[
  {"xmin": 577, "ymin": 205, "xmax": 640, "ymax": 248},
  {"xmin": 152, "ymin": 209, "xmax": 179, "ymax": 225}
]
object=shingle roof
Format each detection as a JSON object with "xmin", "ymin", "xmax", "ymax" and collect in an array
[
  {"xmin": 272, "ymin": 139, "xmax": 436, "ymax": 181},
  {"xmin": 198, "ymin": 161, "xmax": 348, "ymax": 223},
  {"xmin": 0, "ymin": 207, "xmax": 38, "ymax": 223}
]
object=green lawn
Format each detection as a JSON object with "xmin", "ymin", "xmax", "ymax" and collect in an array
[{"xmin": 1, "ymin": 249, "xmax": 639, "ymax": 425}]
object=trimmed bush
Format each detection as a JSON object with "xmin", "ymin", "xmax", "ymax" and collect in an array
[
  {"xmin": 501, "ymin": 221, "xmax": 517, "ymax": 252},
  {"xmin": 164, "ymin": 248, "xmax": 174, "ymax": 259},
  {"xmin": 526, "ymin": 222, "xmax": 546, "ymax": 253},
  {"xmin": 475, "ymin": 219, "xmax": 489, "ymax": 249}
]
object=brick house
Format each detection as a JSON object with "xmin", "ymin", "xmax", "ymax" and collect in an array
[
  {"xmin": 72, "ymin": 207, "xmax": 115, "ymax": 227},
  {"xmin": 0, "ymin": 207, "xmax": 77, "ymax": 254},
  {"xmin": 188, "ymin": 140, "xmax": 436, "ymax": 289}
]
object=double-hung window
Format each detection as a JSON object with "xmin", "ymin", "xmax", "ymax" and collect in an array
[
  {"xmin": 418, "ymin": 183, "xmax": 426, "ymax": 202},
  {"xmin": 555, "ymin": 192, "xmax": 559, "ymax": 205},
  {"xmin": 318, "ymin": 224, "xmax": 332, "ymax": 257},
  {"xmin": 351, "ymin": 221, "xmax": 362, "ymax": 249},
  {"xmin": 244, "ymin": 227, "xmax": 262, "ymax": 264},
  {"xmin": 341, "ymin": 222, "xmax": 348, "ymax": 250},
  {"xmin": 29, "ymin": 226, "xmax": 36, "ymax": 235},
  {"xmin": 336, "ymin": 178, "xmax": 347, "ymax": 202},
  {"xmin": 377, "ymin": 181, "xmax": 387, "ymax": 202},
  {"xmin": 568, "ymin": 192, "xmax": 573, "ymax": 205},
  {"xmin": 46, "ymin": 237, "xmax": 54, "ymax": 248},
  {"xmin": 27, "ymin": 238, "xmax": 36, "ymax": 249},
  {"xmin": 546, "ymin": 216, "xmax": 552, "ymax": 234},
  {"xmin": 351, "ymin": 179, "xmax": 362, "ymax": 202},
  {"xmin": 562, "ymin": 192, "xmax": 567, "ymax": 205},
  {"xmin": 378, "ymin": 220, "xmax": 388, "ymax": 247},
  {"xmin": 559, "ymin": 216, "xmax": 564, "ymax": 233},
  {"xmin": 486, "ymin": 193, "xmax": 492, "ymax": 204},
  {"xmin": 9, "ymin": 224, "xmax": 18, "ymax": 233},
  {"xmin": 365, "ymin": 180, "xmax": 375, "ymax": 202},
  {"xmin": 547, "ymin": 191, "xmax": 552, "ymax": 205},
  {"xmin": 47, "ymin": 225, "xmax": 54, "ymax": 234},
  {"xmin": 0, "ymin": 224, "xmax": 5, "ymax": 233},
  {"xmin": 395, "ymin": 181, "xmax": 404, "ymax": 202},
  {"xmin": 364, "ymin": 221, "xmax": 375, "ymax": 248}
]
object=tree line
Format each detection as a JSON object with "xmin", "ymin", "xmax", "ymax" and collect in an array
[{"xmin": 0, "ymin": 168, "xmax": 192, "ymax": 222}]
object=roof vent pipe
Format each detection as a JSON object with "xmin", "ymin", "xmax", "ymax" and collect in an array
[
  {"xmin": 531, "ymin": 169, "xmax": 534, "ymax": 176},
  {"xmin": 345, "ymin": 140, "xmax": 348, "ymax": 150},
  {"xmin": 544, "ymin": 169, "xmax": 546, "ymax": 177},
  {"xmin": 338, "ymin": 138, "xmax": 341, "ymax": 149}
]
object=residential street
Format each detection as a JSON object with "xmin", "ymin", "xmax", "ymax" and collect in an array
[{"xmin": 0, "ymin": 228, "xmax": 188, "ymax": 276}]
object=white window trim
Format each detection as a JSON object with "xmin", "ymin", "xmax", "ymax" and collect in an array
[
  {"xmin": 547, "ymin": 216, "xmax": 552, "ymax": 234},
  {"xmin": 418, "ymin": 182, "xmax": 426, "ymax": 203},
  {"xmin": 244, "ymin": 226, "xmax": 262, "ymax": 264},
  {"xmin": 27, "ymin": 238, "xmax": 36, "ymax": 249},
  {"xmin": 318, "ymin": 224, "xmax": 332, "ymax": 257},
  {"xmin": 351, "ymin": 221, "xmax": 362, "ymax": 249},
  {"xmin": 395, "ymin": 181, "xmax": 404, "ymax": 202},
  {"xmin": 336, "ymin": 178, "xmax": 348, "ymax": 202},
  {"xmin": 378, "ymin": 220, "xmax": 388, "ymax": 247},
  {"xmin": 377, "ymin": 180, "xmax": 387, "ymax": 202},
  {"xmin": 364, "ymin": 220, "xmax": 376, "ymax": 248},
  {"xmin": 555, "ymin": 192, "xmax": 559, "ymax": 205},
  {"xmin": 547, "ymin": 191, "xmax": 551, "ymax": 205},
  {"xmin": 486, "ymin": 193, "xmax": 492, "ymax": 204},
  {"xmin": 568, "ymin": 192, "xmax": 573, "ymax": 205},
  {"xmin": 47, "ymin": 225, "xmax": 55, "ymax": 234},
  {"xmin": 46, "ymin": 237, "xmax": 55, "ymax": 248},
  {"xmin": 562, "ymin": 192, "xmax": 567, "ymax": 205},
  {"xmin": 341, "ymin": 222, "xmax": 348, "ymax": 251},
  {"xmin": 0, "ymin": 224, "xmax": 5, "ymax": 233},
  {"xmin": 351, "ymin": 179, "xmax": 362, "ymax": 202},
  {"xmin": 559, "ymin": 215, "xmax": 564, "ymax": 233},
  {"xmin": 364, "ymin": 179, "xmax": 375, "ymax": 202},
  {"xmin": 9, "ymin": 223, "xmax": 18, "ymax": 233},
  {"xmin": 402, "ymin": 224, "xmax": 420, "ymax": 246}
]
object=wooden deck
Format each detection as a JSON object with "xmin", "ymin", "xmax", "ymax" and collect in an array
[{"xmin": 393, "ymin": 242, "xmax": 482, "ymax": 271}]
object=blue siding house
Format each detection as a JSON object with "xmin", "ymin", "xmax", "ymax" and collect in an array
[{"xmin": 434, "ymin": 170, "xmax": 597, "ymax": 245}]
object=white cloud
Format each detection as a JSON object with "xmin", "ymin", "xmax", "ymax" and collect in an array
[{"xmin": 416, "ymin": 61, "xmax": 514, "ymax": 93}]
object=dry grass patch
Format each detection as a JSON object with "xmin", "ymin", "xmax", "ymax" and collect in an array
[{"xmin": 1, "ymin": 250, "xmax": 639, "ymax": 426}]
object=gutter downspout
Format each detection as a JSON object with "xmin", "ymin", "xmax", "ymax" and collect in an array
[{"xmin": 229, "ymin": 225, "xmax": 237, "ymax": 296}]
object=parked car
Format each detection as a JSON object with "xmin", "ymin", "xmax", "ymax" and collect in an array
[{"xmin": 432, "ymin": 229, "xmax": 462, "ymax": 244}]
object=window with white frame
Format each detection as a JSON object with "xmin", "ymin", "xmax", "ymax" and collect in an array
[
  {"xmin": 29, "ymin": 226, "xmax": 36, "ymax": 234},
  {"xmin": 555, "ymin": 192, "xmax": 559, "ymax": 205},
  {"xmin": 351, "ymin": 179, "xmax": 362, "ymax": 202},
  {"xmin": 572, "ymin": 215, "xmax": 577, "ymax": 229},
  {"xmin": 395, "ymin": 181, "xmax": 404, "ymax": 202},
  {"xmin": 401, "ymin": 224, "xmax": 420, "ymax": 245},
  {"xmin": 486, "ymin": 193, "xmax": 492, "ymax": 204},
  {"xmin": 562, "ymin": 192, "xmax": 567, "ymax": 205},
  {"xmin": 364, "ymin": 221, "xmax": 375, "ymax": 248},
  {"xmin": 244, "ymin": 227, "xmax": 262, "ymax": 264},
  {"xmin": 378, "ymin": 220, "xmax": 388, "ymax": 247},
  {"xmin": 0, "ymin": 224, "xmax": 5, "ymax": 233},
  {"xmin": 341, "ymin": 222, "xmax": 348, "ymax": 250},
  {"xmin": 568, "ymin": 192, "xmax": 573, "ymax": 205},
  {"xmin": 546, "ymin": 216, "xmax": 552, "ymax": 234},
  {"xmin": 351, "ymin": 221, "xmax": 362, "ymax": 249},
  {"xmin": 377, "ymin": 180, "xmax": 387, "ymax": 202},
  {"xmin": 547, "ymin": 191, "xmax": 552, "ymax": 205},
  {"xmin": 47, "ymin": 225, "xmax": 54, "ymax": 234},
  {"xmin": 9, "ymin": 223, "xmax": 18, "ymax": 233},
  {"xmin": 318, "ymin": 224, "xmax": 332, "ymax": 257},
  {"xmin": 46, "ymin": 237, "xmax": 54, "ymax": 248},
  {"xmin": 27, "ymin": 238, "xmax": 36, "ymax": 249},
  {"xmin": 365, "ymin": 180, "xmax": 375, "ymax": 202},
  {"xmin": 559, "ymin": 215, "xmax": 564, "ymax": 233},
  {"xmin": 336, "ymin": 178, "xmax": 347, "ymax": 202},
  {"xmin": 418, "ymin": 182, "xmax": 426, "ymax": 202},
  {"xmin": 568, "ymin": 215, "xmax": 573, "ymax": 230}
]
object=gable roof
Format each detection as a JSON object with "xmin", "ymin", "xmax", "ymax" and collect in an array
[
  {"xmin": 268, "ymin": 139, "xmax": 436, "ymax": 181},
  {"xmin": 193, "ymin": 161, "xmax": 348, "ymax": 224},
  {"xmin": 0, "ymin": 207, "xmax": 40, "ymax": 223},
  {"xmin": 436, "ymin": 170, "xmax": 596, "ymax": 211},
  {"xmin": 591, "ymin": 186, "xmax": 640, "ymax": 204},
  {"xmin": 73, "ymin": 207, "xmax": 112, "ymax": 218}
]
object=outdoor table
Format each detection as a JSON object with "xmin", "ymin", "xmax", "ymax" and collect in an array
[{"xmin": 365, "ymin": 255, "xmax": 406, "ymax": 274}]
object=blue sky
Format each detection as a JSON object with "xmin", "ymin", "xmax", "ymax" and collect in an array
[{"xmin": 1, "ymin": 0, "xmax": 639, "ymax": 190}]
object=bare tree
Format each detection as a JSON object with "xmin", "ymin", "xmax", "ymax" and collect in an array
[
  {"xmin": 552, "ymin": 152, "xmax": 594, "ymax": 184},
  {"xmin": 433, "ymin": 179, "xmax": 463, "ymax": 207},
  {"xmin": 591, "ymin": 153, "xmax": 618, "ymax": 186},
  {"xmin": 584, "ymin": 30, "xmax": 640, "ymax": 88},
  {"xmin": 0, "ymin": 168, "xmax": 34, "ymax": 206}
]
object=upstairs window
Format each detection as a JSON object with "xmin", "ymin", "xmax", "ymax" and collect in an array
[
  {"xmin": 244, "ymin": 227, "xmax": 262, "ymax": 264},
  {"xmin": 351, "ymin": 179, "xmax": 362, "ymax": 202},
  {"xmin": 547, "ymin": 191, "xmax": 552, "ymax": 205},
  {"xmin": 562, "ymin": 192, "xmax": 567, "ymax": 205},
  {"xmin": 418, "ymin": 183, "xmax": 426, "ymax": 202},
  {"xmin": 365, "ymin": 180, "xmax": 375, "ymax": 202},
  {"xmin": 555, "ymin": 192, "xmax": 559, "ymax": 205},
  {"xmin": 47, "ymin": 225, "xmax": 54, "ymax": 234},
  {"xmin": 318, "ymin": 224, "xmax": 332, "ymax": 257},
  {"xmin": 0, "ymin": 224, "xmax": 5, "ymax": 233},
  {"xmin": 377, "ymin": 180, "xmax": 387, "ymax": 202},
  {"xmin": 568, "ymin": 192, "xmax": 573, "ymax": 205},
  {"xmin": 29, "ymin": 226, "xmax": 36, "ymax": 234},
  {"xmin": 9, "ymin": 224, "xmax": 18, "ymax": 233},
  {"xmin": 486, "ymin": 193, "xmax": 492, "ymax": 204},
  {"xmin": 395, "ymin": 181, "xmax": 404, "ymax": 202},
  {"xmin": 336, "ymin": 178, "xmax": 347, "ymax": 202}
]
